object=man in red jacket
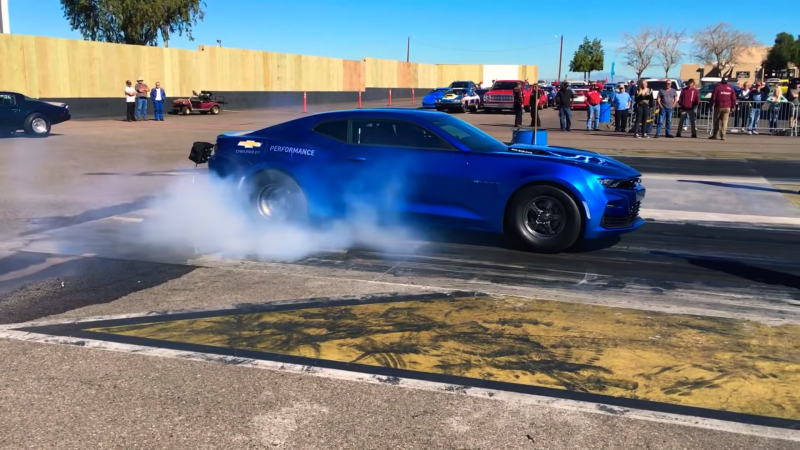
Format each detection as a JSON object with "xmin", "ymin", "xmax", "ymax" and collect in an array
[
  {"xmin": 676, "ymin": 78, "xmax": 700, "ymax": 138},
  {"xmin": 709, "ymin": 77, "xmax": 737, "ymax": 140}
]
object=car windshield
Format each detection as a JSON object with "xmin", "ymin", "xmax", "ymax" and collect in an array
[
  {"xmin": 431, "ymin": 88, "xmax": 448, "ymax": 93},
  {"xmin": 430, "ymin": 115, "xmax": 507, "ymax": 153},
  {"xmin": 644, "ymin": 81, "xmax": 678, "ymax": 90},
  {"xmin": 450, "ymin": 82, "xmax": 470, "ymax": 89},
  {"xmin": 492, "ymin": 81, "xmax": 518, "ymax": 90}
]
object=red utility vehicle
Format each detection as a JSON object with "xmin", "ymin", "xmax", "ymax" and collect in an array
[
  {"xmin": 481, "ymin": 80, "xmax": 533, "ymax": 113},
  {"xmin": 172, "ymin": 90, "xmax": 228, "ymax": 115}
]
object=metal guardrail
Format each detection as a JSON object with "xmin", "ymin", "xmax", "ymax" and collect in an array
[{"xmin": 607, "ymin": 101, "xmax": 799, "ymax": 137}]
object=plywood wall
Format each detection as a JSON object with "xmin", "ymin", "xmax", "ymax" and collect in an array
[
  {"xmin": 436, "ymin": 64, "xmax": 483, "ymax": 87},
  {"xmin": 518, "ymin": 65, "xmax": 539, "ymax": 84},
  {"xmin": 0, "ymin": 34, "xmax": 536, "ymax": 98},
  {"xmin": 362, "ymin": 58, "xmax": 437, "ymax": 88}
]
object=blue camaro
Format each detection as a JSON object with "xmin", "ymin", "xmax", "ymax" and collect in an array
[
  {"xmin": 189, "ymin": 109, "xmax": 645, "ymax": 253},
  {"xmin": 422, "ymin": 88, "xmax": 450, "ymax": 108}
]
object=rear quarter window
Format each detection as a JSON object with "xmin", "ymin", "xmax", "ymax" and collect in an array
[{"xmin": 312, "ymin": 120, "xmax": 348, "ymax": 142}]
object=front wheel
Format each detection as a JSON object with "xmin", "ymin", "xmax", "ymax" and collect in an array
[
  {"xmin": 504, "ymin": 184, "xmax": 582, "ymax": 253},
  {"xmin": 246, "ymin": 170, "xmax": 308, "ymax": 225},
  {"xmin": 23, "ymin": 113, "xmax": 51, "ymax": 137},
  {"xmin": 210, "ymin": 105, "xmax": 221, "ymax": 115}
]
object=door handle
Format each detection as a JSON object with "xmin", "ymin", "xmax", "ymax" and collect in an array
[{"xmin": 348, "ymin": 156, "xmax": 367, "ymax": 162}]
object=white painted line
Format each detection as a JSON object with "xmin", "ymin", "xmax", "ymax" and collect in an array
[
  {"xmin": 105, "ymin": 216, "xmax": 145, "ymax": 223},
  {"xmin": 642, "ymin": 209, "xmax": 800, "ymax": 225},
  {"xmin": 0, "ymin": 327, "xmax": 795, "ymax": 441}
]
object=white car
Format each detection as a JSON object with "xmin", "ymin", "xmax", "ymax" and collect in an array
[
  {"xmin": 642, "ymin": 78, "xmax": 682, "ymax": 101},
  {"xmin": 435, "ymin": 88, "xmax": 481, "ymax": 113}
]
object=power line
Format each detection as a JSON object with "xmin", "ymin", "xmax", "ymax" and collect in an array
[{"xmin": 413, "ymin": 41, "xmax": 560, "ymax": 53}]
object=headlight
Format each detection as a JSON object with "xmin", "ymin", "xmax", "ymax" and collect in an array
[{"xmin": 598, "ymin": 178, "xmax": 640, "ymax": 189}]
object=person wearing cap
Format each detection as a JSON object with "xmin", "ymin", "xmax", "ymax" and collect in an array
[
  {"xmin": 134, "ymin": 77, "xmax": 149, "ymax": 121},
  {"xmin": 610, "ymin": 85, "xmax": 631, "ymax": 132},
  {"xmin": 676, "ymin": 79, "xmax": 699, "ymax": 138},
  {"xmin": 709, "ymin": 76, "xmax": 737, "ymax": 140},
  {"xmin": 124, "ymin": 80, "xmax": 136, "ymax": 122},
  {"xmin": 584, "ymin": 84, "xmax": 602, "ymax": 131},
  {"xmin": 746, "ymin": 82, "xmax": 764, "ymax": 135}
]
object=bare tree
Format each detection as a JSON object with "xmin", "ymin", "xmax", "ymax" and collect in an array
[
  {"xmin": 654, "ymin": 26, "xmax": 686, "ymax": 78},
  {"xmin": 618, "ymin": 27, "xmax": 657, "ymax": 80},
  {"xmin": 691, "ymin": 22, "xmax": 759, "ymax": 72}
]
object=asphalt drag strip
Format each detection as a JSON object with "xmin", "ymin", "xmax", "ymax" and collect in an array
[{"xmin": 1, "ymin": 204, "xmax": 798, "ymax": 325}]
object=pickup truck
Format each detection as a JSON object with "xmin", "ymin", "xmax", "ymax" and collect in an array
[{"xmin": 481, "ymin": 80, "xmax": 533, "ymax": 113}]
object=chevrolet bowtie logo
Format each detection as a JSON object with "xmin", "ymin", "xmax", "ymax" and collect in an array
[{"xmin": 237, "ymin": 140, "xmax": 262, "ymax": 149}]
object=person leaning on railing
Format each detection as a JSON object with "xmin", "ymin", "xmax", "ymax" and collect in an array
[
  {"xmin": 633, "ymin": 80, "xmax": 655, "ymax": 138},
  {"xmin": 746, "ymin": 82, "xmax": 764, "ymax": 135},
  {"xmin": 735, "ymin": 82, "xmax": 751, "ymax": 133},
  {"xmin": 787, "ymin": 81, "xmax": 799, "ymax": 130},
  {"xmin": 766, "ymin": 88, "xmax": 788, "ymax": 135}
]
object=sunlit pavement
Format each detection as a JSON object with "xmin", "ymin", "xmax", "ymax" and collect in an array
[{"xmin": 0, "ymin": 100, "xmax": 799, "ymax": 449}]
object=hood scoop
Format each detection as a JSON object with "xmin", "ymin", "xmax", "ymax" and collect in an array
[{"xmin": 507, "ymin": 146, "xmax": 609, "ymax": 165}]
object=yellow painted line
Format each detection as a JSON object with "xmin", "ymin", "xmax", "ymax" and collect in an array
[
  {"xmin": 88, "ymin": 294, "xmax": 800, "ymax": 422},
  {"xmin": 774, "ymin": 184, "xmax": 800, "ymax": 208}
]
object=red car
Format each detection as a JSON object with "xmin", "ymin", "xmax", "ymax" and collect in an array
[
  {"xmin": 569, "ymin": 85, "xmax": 590, "ymax": 110},
  {"xmin": 482, "ymin": 80, "xmax": 533, "ymax": 113}
]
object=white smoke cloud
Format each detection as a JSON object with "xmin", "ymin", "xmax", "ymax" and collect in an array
[{"xmin": 137, "ymin": 171, "xmax": 419, "ymax": 261}]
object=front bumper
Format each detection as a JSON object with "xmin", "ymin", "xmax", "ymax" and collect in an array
[
  {"xmin": 584, "ymin": 185, "xmax": 646, "ymax": 239},
  {"xmin": 483, "ymin": 102, "xmax": 514, "ymax": 110},
  {"xmin": 436, "ymin": 101, "xmax": 466, "ymax": 110}
]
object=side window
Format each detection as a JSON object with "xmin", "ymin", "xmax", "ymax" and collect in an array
[
  {"xmin": 312, "ymin": 119, "xmax": 348, "ymax": 142},
  {"xmin": 352, "ymin": 119, "xmax": 455, "ymax": 151},
  {"xmin": 0, "ymin": 94, "xmax": 16, "ymax": 106}
]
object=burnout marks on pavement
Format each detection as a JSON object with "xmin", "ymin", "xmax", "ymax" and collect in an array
[{"xmin": 10, "ymin": 291, "xmax": 800, "ymax": 429}]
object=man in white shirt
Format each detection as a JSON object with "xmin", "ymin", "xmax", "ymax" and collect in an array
[
  {"xmin": 150, "ymin": 82, "xmax": 166, "ymax": 121},
  {"xmin": 124, "ymin": 80, "xmax": 136, "ymax": 122}
]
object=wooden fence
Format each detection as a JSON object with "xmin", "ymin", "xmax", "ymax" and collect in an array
[{"xmin": 0, "ymin": 34, "xmax": 538, "ymax": 98}]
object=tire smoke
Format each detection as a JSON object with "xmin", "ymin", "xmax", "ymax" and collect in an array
[{"xmin": 137, "ymin": 171, "xmax": 419, "ymax": 261}]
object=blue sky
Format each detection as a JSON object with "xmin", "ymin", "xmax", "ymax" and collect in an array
[{"xmin": 7, "ymin": 0, "xmax": 794, "ymax": 79}]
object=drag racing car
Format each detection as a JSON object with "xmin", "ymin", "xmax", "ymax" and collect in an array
[
  {"xmin": 0, "ymin": 91, "xmax": 71, "ymax": 137},
  {"xmin": 189, "ymin": 109, "xmax": 645, "ymax": 253},
  {"xmin": 422, "ymin": 88, "xmax": 450, "ymax": 108},
  {"xmin": 435, "ymin": 88, "xmax": 481, "ymax": 113}
]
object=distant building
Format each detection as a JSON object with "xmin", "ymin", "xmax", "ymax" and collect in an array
[{"xmin": 678, "ymin": 46, "xmax": 798, "ymax": 85}]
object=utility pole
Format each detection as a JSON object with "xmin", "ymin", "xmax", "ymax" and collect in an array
[
  {"xmin": 557, "ymin": 35, "xmax": 563, "ymax": 81},
  {"xmin": 0, "ymin": 0, "xmax": 10, "ymax": 34},
  {"xmin": 406, "ymin": 36, "xmax": 412, "ymax": 62}
]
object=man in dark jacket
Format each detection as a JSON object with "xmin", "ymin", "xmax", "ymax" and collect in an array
[
  {"xmin": 529, "ymin": 85, "xmax": 542, "ymax": 127},
  {"xmin": 513, "ymin": 81, "xmax": 524, "ymax": 127},
  {"xmin": 709, "ymin": 77, "xmax": 737, "ymax": 140},
  {"xmin": 676, "ymin": 78, "xmax": 699, "ymax": 138},
  {"xmin": 555, "ymin": 83, "xmax": 575, "ymax": 131}
]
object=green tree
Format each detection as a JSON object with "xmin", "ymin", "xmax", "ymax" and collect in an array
[
  {"xmin": 588, "ymin": 38, "xmax": 605, "ymax": 78},
  {"xmin": 569, "ymin": 36, "xmax": 604, "ymax": 81},
  {"xmin": 763, "ymin": 32, "xmax": 796, "ymax": 73},
  {"xmin": 60, "ymin": 0, "xmax": 206, "ymax": 46}
]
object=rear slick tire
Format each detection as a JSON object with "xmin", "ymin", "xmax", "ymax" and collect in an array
[
  {"xmin": 246, "ymin": 170, "xmax": 308, "ymax": 225},
  {"xmin": 505, "ymin": 184, "xmax": 582, "ymax": 253}
]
